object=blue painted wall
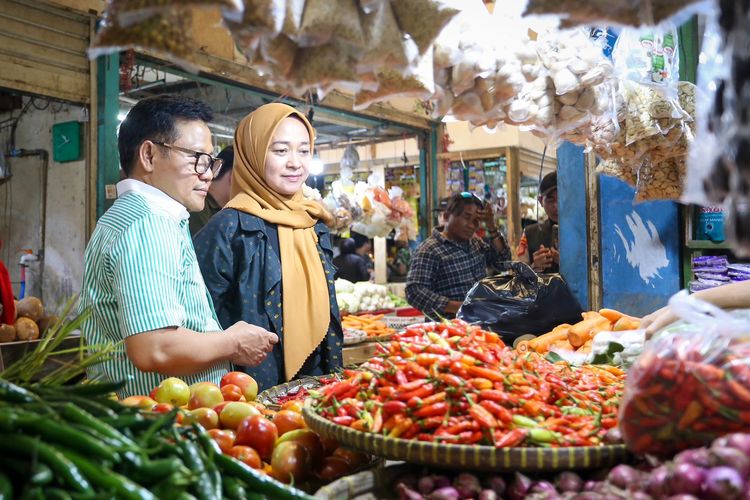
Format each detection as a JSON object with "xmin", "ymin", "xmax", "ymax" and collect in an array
[
  {"xmin": 599, "ymin": 175, "xmax": 681, "ymax": 316},
  {"xmin": 558, "ymin": 142, "xmax": 590, "ymax": 309}
]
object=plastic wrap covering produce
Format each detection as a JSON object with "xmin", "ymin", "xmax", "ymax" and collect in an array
[
  {"xmin": 457, "ymin": 262, "xmax": 583, "ymax": 345},
  {"xmin": 584, "ymin": 80, "xmax": 696, "ymax": 202},
  {"xmin": 311, "ymin": 319, "xmax": 625, "ymax": 447},
  {"xmin": 499, "ymin": 27, "xmax": 618, "ymax": 139},
  {"xmin": 685, "ymin": 3, "xmax": 750, "ymax": 256},
  {"xmin": 523, "ymin": 0, "xmax": 710, "ymax": 28},
  {"xmin": 428, "ymin": 0, "xmax": 525, "ymax": 128},
  {"xmin": 620, "ymin": 290, "xmax": 750, "ymax": 457}
]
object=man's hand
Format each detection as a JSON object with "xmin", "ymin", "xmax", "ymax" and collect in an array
[
  {"xmin": 640, "ymin": 306, "xmax": 678, "ymax": 338},
  {"xmin": 480, "ymin": 204, "xmax": 495, "ymax": 228},
  {"xmin": 532, "ymin": 245, "xmax": 553, "ymax": 271},
  {"xmin": 444, "ymin": 301, "xmax": 462, "ymax": 314},
  {"xmin": 226, "ymin": 321, "xmax": 279, "ymax": 367},
  {"xmin": 549, "ymin": 247, "xmax": 560, "ymax": 265}
]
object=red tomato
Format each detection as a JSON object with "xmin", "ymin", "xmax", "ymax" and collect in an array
[
  {"xmin": 320, "ymin": 435, "xmax": 339, "ymax": 456},
  {"xmin": 316, "ymin": 456, "xmax": 352, "ymax": 481},
  {"xmin": 271, "ymin": 441, "xmax": 310, "ymax": 483},
  {"xmin": 275, "ymin": 429, "xmax": 324, "ymax": 464},
  {"xmin": 235, "ymin": 415, "xmax": 278, "ymax": 461},
  {"xmin": 207, "ymin": 428, "xmax": 235, "ymax": 454},
  {"xmin": 273, "ymin": 410, "xmax": 306, "ymax": 436},
  {"xmin": 332, "ymin": 447, "xmax": 370, "ymax": 469},
  {"xmin": 228, "ymin": 445, "xmax": 261, "ymax": 469},
  {"xmin": 152, "ymin": 403, "xmax": 174, "ymax": 414},
  {"xmin": 221, "ymin": 384, "xmax": 243, "ymax": 402}
]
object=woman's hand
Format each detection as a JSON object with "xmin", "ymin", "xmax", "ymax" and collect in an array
[{"xmin": 640, "ymin": 306, "xmax": 679, "ymax": 338}]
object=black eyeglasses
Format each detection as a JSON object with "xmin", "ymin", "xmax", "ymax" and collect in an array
[{"xmin": 151, "ymin": 141, "xmax": 223, "ymax": 176}]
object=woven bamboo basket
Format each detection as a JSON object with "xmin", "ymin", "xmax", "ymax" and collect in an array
[{"xmin": 303, "ymin": 400, "xmax": 629, "ymax": 473}]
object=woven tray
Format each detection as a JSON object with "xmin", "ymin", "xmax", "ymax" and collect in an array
[
  {"xmin": 303, "ymin": 401, "xmax": 629, "ymax": 473},
  {"xmin": 257, "ymin": 376, "xmax": 341, "ymax": 408}
]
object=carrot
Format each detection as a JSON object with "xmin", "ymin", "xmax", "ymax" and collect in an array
[
  {"xmin": 524, "ymin": 324, "xmax": 572, "ymax": 353},
  {"xmin": 613, "ymin": 316, "xmax": 641, "ymax": 331},
  {"xmin": 577, "ymin": 339, "xmax": 594, "ymax": 353},
  {"xmin": 598, "ymin": 308, "xmax": 624, "ymax": 323},
  {"xmin": 568, "ymin": 318, "xmax": 610, "ymax": 348}
]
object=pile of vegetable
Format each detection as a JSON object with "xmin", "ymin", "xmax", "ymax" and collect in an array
[
  {"xmin": 548, "ymin": 433, "xmax": 750, "ymax": 499},
  {"xmin": 0, "ymin": 377, "xmax": 311, "ymax": 500},
  {"xmin": 312, "ymin": 320, "xmax": 625, "ymax": 447},
  {"xmin": 342, "ymin": 313, "xmax": 396, "ymax": 339},
  {"xmin": 517, "ymin": 308, "xmax": 640, "ymax": 355},
  {"xmin": 1, "ymin": 296, "xmax": 59, "ymax": 343},
  {"xmin": 620, "ymin": 325, "xmax": 750, "ymax": 457},
  {"xmin": 392, "ymin": 430, "xmax": 750, "ymax": 500},
  {"xmin": 335, "ymin": 279, "xmax": 395, "ymax": 313},
  {"xmin": 129, "ymin": 372, "xmax": 371, "ymax": 485}
]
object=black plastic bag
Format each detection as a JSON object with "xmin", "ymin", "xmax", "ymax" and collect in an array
[{"xmin": 458, "ymin": 262, "xmax": 583, "ymax": 344}]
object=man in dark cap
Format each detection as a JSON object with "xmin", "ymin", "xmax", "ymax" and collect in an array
[
  {"xmin": 517, "ymin": 171, "xmax": 559, "ymax": 273},
  {"xmin": 190, "ymin": 146, "xmax": 235, "ymax": 235}
]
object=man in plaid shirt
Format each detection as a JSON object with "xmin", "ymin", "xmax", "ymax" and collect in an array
[{"xmin": 406, "ymin": 193, "xmax": 510, "ymax": 320}]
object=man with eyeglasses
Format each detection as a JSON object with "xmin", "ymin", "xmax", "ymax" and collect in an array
[
  {"xmin": 406, "ymin": 192, "xmax": 510, "ymax": 320},
  {"xmin": 517, "ymin": 171, "xmax": 559, "ymax": 273},
  {"xmin": 79, "ymin": 95, "xmax": 278, "ymax": 398}
]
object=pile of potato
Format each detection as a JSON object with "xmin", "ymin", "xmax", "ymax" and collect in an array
[{"xmin": 0, "ymin": 296, "xmax": 57, "ymax": 343}]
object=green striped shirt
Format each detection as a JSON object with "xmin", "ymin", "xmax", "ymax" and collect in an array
[{"xmin": 80, "ymin": 180, "xmax": 230, "ymax": 398}]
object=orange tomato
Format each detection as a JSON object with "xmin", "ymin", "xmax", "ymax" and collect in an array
[
  {"xmin": 221, "ymin": 384, "xmax": 244, "ymax": 402},
  {"xmin": 280, "ymin": 400, "xmax": 304, "ymax": 414},
  {"xmin": 207, "ymin": 428, "xmax": 235, "ymax": 453},
  {"xmin": 273, "ymin": 410, "xmax": 306, "ymax": 436},
  {"xmin": 228, "ymin": 445, "xmax": 261, "ymax": 469}
]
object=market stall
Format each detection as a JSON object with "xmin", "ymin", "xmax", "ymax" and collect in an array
[{"xmin": 5, "ymin": 0, "xmax": 750, "ymax": 498}]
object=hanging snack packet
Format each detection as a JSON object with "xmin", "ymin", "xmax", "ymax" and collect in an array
[
  {"xmin": 390, "ymin": 0, "xmax": 459, "ymax": 56},
  {"xmin": 357, "ymin": 0, "xmax": 408, "ymax": 73},
  {"xmin": 612, "ymin": 24, "xmax": 680, "ymax": 99},
  {"xmin": 109, "ymin": 0, "xmax": 242, "ymax": 26},
  {"xmin": 89, "ymin": 6, "xmax": 197, "ymax": 69},
  {"xmin": 298, "ymin": 0, "xmax": 365, "ymax": 48}
]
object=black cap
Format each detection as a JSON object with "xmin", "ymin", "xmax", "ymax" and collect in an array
[{"xmin": 539, "ymin": 171, "xmax": 557, "ymax": 197}]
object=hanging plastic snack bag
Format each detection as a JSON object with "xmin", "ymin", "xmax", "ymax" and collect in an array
[
  {"xmin": 89, "ymin": 5, "xmax": 197, "ymax": 69},
  {"xmin": 298, "ymin": 0, "xmax": 365, "ymax": 48},
  {"xmin": 357, "ymin": 0, "xmax": 408, "ymax": 73},
  {"xmin": 224, "ymin": 0, "xmax": 284, "ymax": 37},
  {"xmin": 612, "ymin": 24, "xmax": 680, "ymax": 99},
  {"xmin": 633, "ymin": 156, "xmax": 685, "ymax": 202},
  {"xmin": 291, "ymin": 41, "xmax": 359, "ymax": 94},
  {"xmin": 536, "ymin": 28, "xmax": 614, "ymax": 96},
  {"xmin": 281, "ymin": 0, "xmax": 304, "ymax": 37},
  {"xmin": 107, "ymin": 0, "xmax": 242, "ymax": 27},
  {"xmin": 390, "ymin": 0, "xmax": 459, "ymax": 56},
  {"xmin": 524, "ymin": 0, "xmax": 704, "ymax": 29},
  {"xmin": 353, "ymin": 48, "xmax": 434, "ymax": 111},
  {"xmin": 619, "ymin": 290, "xmax": 750, "ymax": 457}
]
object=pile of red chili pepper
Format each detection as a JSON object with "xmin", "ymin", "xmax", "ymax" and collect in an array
[
  {"xmin": 620, "ymin": 334, "xmax": 750, "ymax": 456},
  {"xmin": 312, "ymin": 320, "xmax": 625, "ymax": 448},
  {"xmin": 273, "ymin": 376, "xmax": 338, "ymax": 405}
]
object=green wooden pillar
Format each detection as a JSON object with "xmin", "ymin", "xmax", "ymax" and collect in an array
[{"xmin": 96, "ymin": 53, "xmax": 120, "ymax": 219}]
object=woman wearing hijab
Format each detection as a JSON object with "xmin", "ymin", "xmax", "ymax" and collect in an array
[{"xmin": 194, "ymin": 103, "xmax": 342, "ymax": 390}]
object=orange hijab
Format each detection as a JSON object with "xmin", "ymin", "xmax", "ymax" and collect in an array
[{"xmin": 225, "ymin": 103, "xmax": 333, "ymax": 381}]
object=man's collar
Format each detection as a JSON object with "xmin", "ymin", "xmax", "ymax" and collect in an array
[{"xmin": 117, "ymin": 179, "xmax": 190, "ymax": 221}]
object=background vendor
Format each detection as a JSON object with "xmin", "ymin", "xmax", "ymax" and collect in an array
[
  {"xmin": 517, "ymin": 171, "xmax": 559, "ymax": 273},
  {"xmin": 406, "ymin": 192, "xmax": 510, "ymax": 320}
]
